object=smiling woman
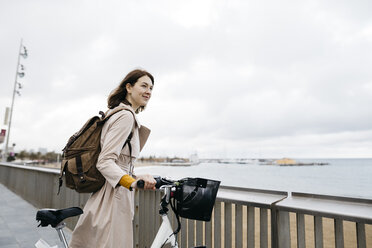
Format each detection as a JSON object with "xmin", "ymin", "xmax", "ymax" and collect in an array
[{"xmin": 69, "ymin": 69, "xmax": 156, "ymax": 248}]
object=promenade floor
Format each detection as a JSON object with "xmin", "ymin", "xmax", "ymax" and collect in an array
[{"xmin": 0, "ymin": 183, "xmax": 72, "ymax": 248}]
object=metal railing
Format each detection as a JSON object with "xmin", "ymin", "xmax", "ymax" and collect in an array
[
  {"xmin": 275, "ymin": 192, "xmax": 372, "ymax": 248},
  {"xmin": 1, "ymin": 162, "xmax": 372, "ymax": 247},
  {"xmin": 134, "ymin": 187, "xmax": 372, "ymax": 248}
]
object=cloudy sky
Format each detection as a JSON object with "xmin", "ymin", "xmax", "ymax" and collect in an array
[{"xmin": 1, "ymin": 0, "xmax": 372, "ymax": 158}]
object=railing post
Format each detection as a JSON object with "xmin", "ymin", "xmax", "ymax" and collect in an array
[
  {"xmin": 247, "ymin": 206, "xmax": 255, "ymax": 248},
  {"xmin": 133, "ymin": 190, "xmax": 140, "ymax": 248},
  {"xmin": 196, "ymin": 220, "xmax": 203, "ymax": 246},
  {"xmin": 188, "ymin": 219, "xmax": 195, "ymax": 247},
  {"xmin": 181, "ymin": 218, "xmax": 188, "ymax": 248},
  {"xmin": 205, "ymin": 215, "xmax": 213, "ymax": 247},
  {"xmin": 214, "ymin": 201, "xmax": 222, "ymax": 248},
  {"xmin": 296, "ymin": 213, "xmax": 306, "ymax": 248},
  {"xmin": 277, "ymin": 210, "xmax": 291, "ymax": 248},
  {"xmin": 235, "ymin": 204, "xmax": 243, "ymax": 248},
  {"xmin": 225, "ymin": 202, "xmax": 232, "ymax": 248},
  {"xmin": 314, "ymin": 216, "xmax": 323, "ymax": 248},
  {"xmin": 139, "ymin": 189, "xmax": 145, "ymax": 247},
  {"xmin": 260, "ymin": 208, "xmax": 269, "ymax": 248},
  {"xmin": 144, "ymin": 190, "xmax": 151, "ymax": 246},
  {"xmin": 334, "ymin": 218, "xmax": 344, "ymax": 248},
  {"xmin": 270, "ymin": 195, "xmax": 289, "ymax": 248},
  {"xmin": 356, "ymin": 222, "xmax": 366, "ymax": 248}
]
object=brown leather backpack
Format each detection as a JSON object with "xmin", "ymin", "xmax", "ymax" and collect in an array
[{"xmin": 58, "ymin": 107, "xmax": 133, "ymax": 194}]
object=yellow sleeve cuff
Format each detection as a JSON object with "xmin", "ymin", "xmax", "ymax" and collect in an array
[{"xmin": 119, "ymin": 174, "xmax": 136, "ymax": 189}]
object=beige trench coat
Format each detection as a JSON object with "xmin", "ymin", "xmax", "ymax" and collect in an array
[{"xmin": 69, "ymin": 103, "xmax": 150, "ymax": 248}]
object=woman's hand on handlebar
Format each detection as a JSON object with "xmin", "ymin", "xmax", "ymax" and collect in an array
[{"xmin": 132, "ymin": 174, "xmax": 156, "ymax": 190}]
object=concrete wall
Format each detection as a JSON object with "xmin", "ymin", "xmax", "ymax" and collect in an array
[{"xmin": 0, "ymin": 162, "xmax": 90, "ymax": 229}]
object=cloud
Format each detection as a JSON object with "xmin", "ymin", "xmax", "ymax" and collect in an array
[{"xmin": 1, "ymin": 0, "xmax": 372, "ymax": 158}]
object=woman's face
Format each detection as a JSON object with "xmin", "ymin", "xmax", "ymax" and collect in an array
[{"xmin": 126, "ymin": 75, "xmax": 153, "ymax": 110}]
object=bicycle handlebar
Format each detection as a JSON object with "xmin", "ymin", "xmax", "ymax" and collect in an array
[
  {"xmin": 136, "ymin": 179, "xmax": 145, "ymax": 189},
  {"xmin": 136, "ymin": 176, "xmax": 176, "ymax": 189}
]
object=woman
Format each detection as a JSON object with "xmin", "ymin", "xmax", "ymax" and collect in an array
[{"xmin": 69, "ymin": 69, "xmax": 157, "ymax": 248}]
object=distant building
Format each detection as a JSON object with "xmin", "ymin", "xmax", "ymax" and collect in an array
[
  {"xmin": 189, "ymin": 153, "xmax": 199, "ymax": 164},
  {"xmin": 275, "ymin": 158, "xmax": 296, "ymax": 165}
]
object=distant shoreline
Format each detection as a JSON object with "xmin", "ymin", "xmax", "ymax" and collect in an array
[{"xmin": 26, "ymin": 161, "xmax": 165, "ymax": 170}]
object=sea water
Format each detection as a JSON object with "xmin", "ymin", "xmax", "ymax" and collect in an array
[{"xmin": 136, "ymin": 158, "xmax": 372, "ymax": 199}]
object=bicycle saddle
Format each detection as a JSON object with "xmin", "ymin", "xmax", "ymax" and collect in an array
[{"xmin": 36, "ymin": 207, "xmax": 83, "ymax": 228}]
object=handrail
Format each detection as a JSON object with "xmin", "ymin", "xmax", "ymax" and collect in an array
[
  {"xmin": 276, "ymin": 192, "xmax": 372, "ymax": 224},
  {"xmin": 0, "ymin": 161, "xmax": 59, "ymax": 174},
  {"xmin": 217, "ymin": 185, "xmax": 287, "ymax": 207}
]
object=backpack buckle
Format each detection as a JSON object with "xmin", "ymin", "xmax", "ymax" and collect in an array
[{"xmin": 79, "ymin": 176, "xmax": 86, "ymax": 183}]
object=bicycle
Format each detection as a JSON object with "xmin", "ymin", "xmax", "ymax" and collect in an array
[{"xmin": 35, "ymin": 177, "xmax": 220, "ymax": 248}]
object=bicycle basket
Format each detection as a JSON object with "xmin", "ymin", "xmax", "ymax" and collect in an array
[{"xmin": 175, "ymin": 177, "xmax": 220, "ymax": 221}]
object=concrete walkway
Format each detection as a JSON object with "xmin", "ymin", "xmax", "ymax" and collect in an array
[{"xmin": 0, "ymin": 183, "xmax": 72, "ymax": 248}]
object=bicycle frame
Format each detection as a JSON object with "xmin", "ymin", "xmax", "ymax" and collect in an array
[
  {"xmin": 151, "ymin": 185, "xmax": 179, "ymax": 248},
  {"xmin": 151, "ymin": 214, "xmax": 178, "ymax": 248}
]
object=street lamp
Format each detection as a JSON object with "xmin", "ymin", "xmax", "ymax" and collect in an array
[{"xmin": 3, "ymin": 39, "xmax": 28, "ymax": 161}]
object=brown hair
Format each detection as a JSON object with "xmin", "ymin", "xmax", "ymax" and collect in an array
[{"xmin": 107, "ymin": 69, "xmax": 154, "ymax": 112}]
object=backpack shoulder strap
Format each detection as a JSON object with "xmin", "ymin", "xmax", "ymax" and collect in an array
[
  {"xmin": 103, "ymin": 105, "xmax": 138, "ymax": 125},
  {"xmin": 104, "ymin": 105, "xmax": 136, "ymax": 150},
  {"xmin": 103, "ymin": 106, "xmax": 128, "ymax": 120}
]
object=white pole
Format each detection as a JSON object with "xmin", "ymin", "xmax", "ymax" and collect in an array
[{"xmin": 3, "ymin": 39, "xmax": 23, "ymax": 161}]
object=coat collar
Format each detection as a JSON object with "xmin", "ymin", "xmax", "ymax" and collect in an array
[
  {"xmin": 115, "ymin": 103, "xmax": 141, "ymax": 128},
  {"xmin": 107, "ymin": 103, "xmax": 150, "ymax": 151}
]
